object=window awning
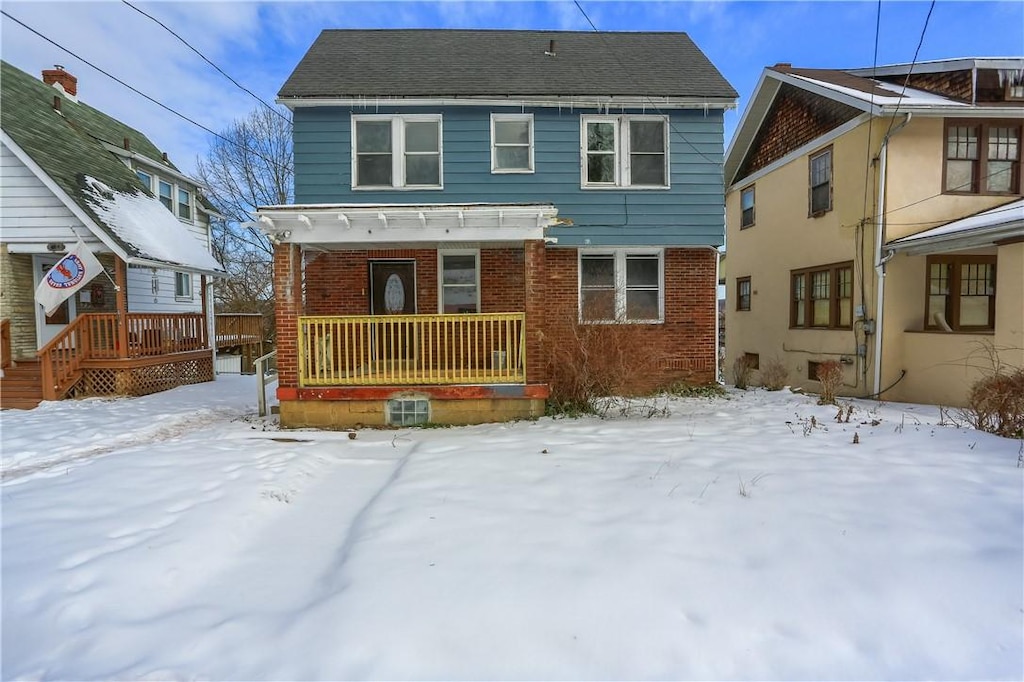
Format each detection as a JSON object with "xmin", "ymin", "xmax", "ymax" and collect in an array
[
  {"xmin": 255, "ymin": 202, "xmax": 560, "ymax": 248},
  {"xmin": 886, "ymin": 200, "xmax": 1024, "ymax": 256}
]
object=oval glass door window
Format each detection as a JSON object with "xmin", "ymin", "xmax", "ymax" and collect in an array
[{"xmin": 384, "ymin": 273, "xmax": 406, "ymax": 313}]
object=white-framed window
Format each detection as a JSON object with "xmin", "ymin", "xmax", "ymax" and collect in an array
[
  {"xmin": 578, "ymin": 249, "xmax": 663, "ymax": 323},
  {"xmin": 177, "ymin": 188, "xmax": 192, "ymax": 220},
  {"xmin": 809, "ymin": 147, "xmax": 833, "ymax": 215},
  {"xmin": 491, "ymin": 113, "xmax": 534, "ymax": 173},
  {"xmin": 174, "ymin": 271, "xmax": 192, "ymax": 300},
  {"xmin": 352, "ymin": 114, "xmax": 443, "ymax": 189},
  {"xmin": 158, "ymin": 179, "xmax": 173, "ymax": 211},
  {"xmin": 438, "ymin": 249, "xmax": 480, "ymax": 314},
  {"xmin": 136, "ymin": 169, "xmax": 152, "ymax": 190},
  {"xmin": 581, "ymin": 115, "xmax": 669, "ymax": 189}
]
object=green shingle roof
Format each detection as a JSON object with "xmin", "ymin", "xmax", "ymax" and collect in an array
[{"xmin": 0, "ymin": 60, "xmax": 213, "ymax": 265}]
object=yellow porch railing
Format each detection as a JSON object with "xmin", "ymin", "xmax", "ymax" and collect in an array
[{"xmin": 299, "ymin": 313, "xmax": 526, "ymax": 386}]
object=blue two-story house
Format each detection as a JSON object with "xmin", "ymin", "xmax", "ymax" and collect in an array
[{"xmin": 259, "ymin": 29, "xmax": 737, "ymax": 428}]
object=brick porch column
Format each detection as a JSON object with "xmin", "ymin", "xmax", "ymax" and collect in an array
[
  {"xmin": 273, "ymin": 243, "xmax": 303, "ymax": 392},
  {"xmin": 524, "ymin": 239, "xmax": 547, "ymax": 385}
]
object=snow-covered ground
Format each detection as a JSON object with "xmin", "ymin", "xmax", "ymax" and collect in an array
[{"xmin": 2, "ymin": 377, "xmax": 1021, "ymax": 680}]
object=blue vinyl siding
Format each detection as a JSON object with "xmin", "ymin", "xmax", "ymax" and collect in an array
[{"xmin": 293, "ymin": 106, "xmax": 725, "ymax": 247}]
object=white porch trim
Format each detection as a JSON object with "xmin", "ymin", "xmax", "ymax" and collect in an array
[{"xmin": 255, "ymin": 202, "xmax": 560, "ymax": 247}]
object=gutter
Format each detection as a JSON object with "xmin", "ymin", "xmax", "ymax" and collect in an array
[{"xmin": 872, "ymin": 112, "xmax": 912, "ymax": 398}]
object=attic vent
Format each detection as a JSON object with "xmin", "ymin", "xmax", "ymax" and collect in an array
[{"xmin": 545, "ymin": 39, "xmax": 556, "ymax": 57}]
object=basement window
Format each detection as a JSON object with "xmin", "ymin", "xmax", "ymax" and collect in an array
[{"xmin": 388, "ymin": 398, "xmax": 430, "ymax": 426}]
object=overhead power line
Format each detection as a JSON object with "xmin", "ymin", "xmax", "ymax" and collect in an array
[
  {"xmin": 120, "ymin": 0, "xmax": 291, "ymax": 126},
  {"xmin": 1, "ymin": 10, "xmax": 291, "ymax": 175},
  {"xmin": 881, "ymin": 0, "xmax": 936, "ymax": 143},
  {"xmin": 572, "ymin": 0, "xmax": 720, "ymax": 166}
]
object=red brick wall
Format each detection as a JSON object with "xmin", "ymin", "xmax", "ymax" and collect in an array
[
  {"xmin": 480, "ymin": 248, "xmax": 525, "ymax": 312},
  {"xmin": 537, "ymin": 247, "xmax": 718, "ymax": 388},
  {"xmin": 273, "ymin": 243, "xmax": 303, "ymax": 390},
  {"xmin": 738, "ymin": 83, "xmax": 861, "ymax": 179},
  {"xmin": 304, "ymin": 249, "xmax": 439, "ymax": 315}
]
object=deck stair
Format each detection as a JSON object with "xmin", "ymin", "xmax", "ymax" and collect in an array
[{"xmin": 0, "ymin": 359, "xmax": 43, "ymax": 410}]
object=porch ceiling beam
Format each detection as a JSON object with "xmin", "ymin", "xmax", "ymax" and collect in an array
[{"xmin": 337, "ymin": 213, "xmax": 351, "ymax": 229}]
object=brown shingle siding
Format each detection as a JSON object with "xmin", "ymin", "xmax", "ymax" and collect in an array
[{"xmin": 737, "ymin": 84, "xmax": 861, "ymax": 180}]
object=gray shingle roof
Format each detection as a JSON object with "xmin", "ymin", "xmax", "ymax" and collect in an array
[{"xmin": 279, "ymin": 29, "xmax": 737, "ymax": 100}]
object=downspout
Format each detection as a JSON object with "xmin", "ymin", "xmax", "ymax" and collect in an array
[{"xmin": 872, "ymin": 112, "xmax": 912, "ymax": 397}]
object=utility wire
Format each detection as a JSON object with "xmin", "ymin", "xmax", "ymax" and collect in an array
[
  {"xmin": 572, "ymin": 0, "xmax": 720, "ymax": 166},
  {"xmin": 1, "ymin": 10, "xmax": 291, "ymax": 175},
  {"xmin": 120, "ymin": 0, "xmax": 290, "ymax": 126},
  {"xmin": 880, "ymin": 0, "xmax": 936, "ymax": 143}
]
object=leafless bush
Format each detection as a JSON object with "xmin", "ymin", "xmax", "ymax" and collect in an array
[
  {"xmin": 816, "ymin": 360, "xmax": 843, "ymax": 405},
  {"xmin": 959, "ymin": 368, "xmax": 1024, "ymax": 439},
  {"xmin": 760, "ymin": 356, "xmax": 788, "ymax": 391},
  {"xmin": 545, "ymin": 308, "xmax": 666, "ymax": 416},
  {"xmin": 732, "ymin": 355, "xmax": 753, "ymax": 390}
]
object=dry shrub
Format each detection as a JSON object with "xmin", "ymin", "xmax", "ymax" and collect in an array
[
  {"xmin": 816, "ymin": 359, "xmax": 843, "ymax": 405},
  {"xmin": 961, "ymin": 368, "xmax": 1024, "ymax": 438},
  {"xmin": 545, "ymin": 311, "xmax": 665, "ymax": 415},
  {"xmin": 732, "ymin": 354, "xmax": 753, "ymax": 389},
  {"xmin": 760, "ymin": 356, "xmax": 788, "ymax": 391}
]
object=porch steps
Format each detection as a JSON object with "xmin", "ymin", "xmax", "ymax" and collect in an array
[{"xmin": 0, "ymin": 360, "xmax": 43, "ymax": 410}]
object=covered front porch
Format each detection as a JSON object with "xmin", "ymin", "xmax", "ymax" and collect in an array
[{"xmin": 259, "ymin": 202, "xmax": 558, "ymax": 428}]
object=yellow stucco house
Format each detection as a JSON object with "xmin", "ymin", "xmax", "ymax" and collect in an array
[{"xmin": 724, "ymin": 58, "xmax": 1023, "ymax": 406}]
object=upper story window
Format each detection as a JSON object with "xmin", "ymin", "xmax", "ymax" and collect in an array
[
  {"xmin": 926, "ymin": 255, "xmax": 996, "ymax": 331},
  {"xmin": 740, "ymin": 185, "xmax": 755, "ymax": 228},
  {"xmin": 736, "ymin": 276, "xmax": 751, "ymax": 311},
  {"xmin": 439, "ymin": 250, "xmax": 479, "ymax": 314},
  {"xmin": 581, "ymin": 115, "xmax": 668, "ymax": 189},
  {"xmin": 809, "ymin": 147, "xmax": 832, "ymax": 216},
  {"xmin": 579, "ymin": 249, "xmax": 663, "ymax": 323},
  {"xmin": 352, "ymin": 114, "xmax": 442, "ymax": 189},
  {"xmin": 945, "ymin": 120, "xmax": 1020, "ymax": 195},
  {"xmin": 177, "ymin": 188, "xmax": 192, "ymax": 220},
  {"xmin": 136, "ymin": 170, "xmax": 152, "ymax": 190},
  {"xmin": 791, "ymin": 262, "xmax": 852, "ymax": 329},
  {"xmin": 491, "ymin": 114, "xmax": 534, "ymax": 173},
  {"xmin": 158, "ymin": 179, "xmax": 173, "ymax": 212}
]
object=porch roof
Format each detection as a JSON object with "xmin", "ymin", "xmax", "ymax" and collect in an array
[
  {"xmin": 886, "ymin": 200, "xmax": 1024, "ymax": 255},
  {"xmin": 255, "ymin": 202, "xmax": 560, "ymax": 247}
]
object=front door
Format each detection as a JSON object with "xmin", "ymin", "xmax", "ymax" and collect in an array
[
  {"xmin": 369, "ymin": 261, "xmax": 417, "ymax": 376},
  {"xmin": 33, "ymin": 255, "xmax": 77, "ymax": 348}
]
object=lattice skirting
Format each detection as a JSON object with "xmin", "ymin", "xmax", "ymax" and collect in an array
[{"xmin": 77, "ymin": 357, "xmax": 214, "ymax": 398}]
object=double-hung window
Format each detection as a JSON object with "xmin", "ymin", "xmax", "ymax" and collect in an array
[
  {"xmin": 158, "ymin": 180, "xmax": 173, "ymax": 211},
  {"xmin": 736, "ymin": 277, "xmax": 751, "ymax": 311},
  {"xmin": 791, "ymin": 262, "xmax": 853, "ymax": 329},
  {"xmin": 177, "ymin": 188, "xmax": 192, "ymax": 220},
  {"xmin": 945, "ymin": 120, "xmax": 1021, "ymax": 194},
  {"xmin": 579, "ymin": 250, "xmax": 663, "ymax": 323},
  {"xmin": 581, "ymin": 115, "xmax": 668, "ymax": 188},
  {"xmin": 809, "ymin": 147, "xmax": 832, "ymax": 215},
  {"xmin": 926, "ymin": 255, "xmax": 996, "ymax": 331},
  {"xmin": 352, "ymin": 114, "xmax": 442, "ymax": 189},
  {"xmin": 136, "ymin": 170, "xmax": 152, "ymax": 191},
  {"xmin": 439, "ymin": 250, "xmax": 479, "ymax": 314},
  {"xmin": 740, "ymin": 186, "xmax": 755, "ymax": 228},
  {"xmin": 174, "ymin": 272, "xmax": 192, "ymax": 300},
  {"xmin": 491, "ymin": 114, "xmax": 534, "ymax": 173}
]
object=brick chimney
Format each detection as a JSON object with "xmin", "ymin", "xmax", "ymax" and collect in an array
[{"xmin": 42, "ymin": 65, "xmax": 77, "ymax": 98}]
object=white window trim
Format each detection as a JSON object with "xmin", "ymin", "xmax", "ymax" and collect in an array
[
  {"xmin": 580, "ymin": 114, "xmax": 670, "ymax": 190},
  {"xmin": 139, "ymin": 165, "xmax": 196, "ymax": 224},
  {"xmin": 136, "ymin": 169, "xmax": 152, "ymax": 191},
  {"xmin": 177, "ymin": 187, "xmax": 193, "ymax": 220},
  {"xmin": 577, "ymin": 248, "xmax": 664, "ymax": 324},
  {"xmin": 437, "ymin": 249, "xmax": 481, "ymax": 314},
  {"xmin": 174, "ymin": 271, "xmax": 193, "ymax": 301},
  {"xmin": 351, "ymin": 114, "xmax": 444, "ymax": 190},
  {"xmin": 490, "ymin": 113, "xmax": 534, "ymax": 174}
]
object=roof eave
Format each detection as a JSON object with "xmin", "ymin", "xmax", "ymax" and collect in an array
[{"xmin": 277, "ymin": 95, "xmax": 737, "ymax": 110}]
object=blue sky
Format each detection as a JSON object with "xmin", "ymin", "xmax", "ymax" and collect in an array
[{"xmin": 3, "ymin": 1, "xmax": 1022, "ymax": 176}]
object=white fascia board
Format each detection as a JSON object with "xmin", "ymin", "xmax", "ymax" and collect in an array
[
  {"xmin": 881, "ymin": 105, "xmax": 1024, "ymax": 118},
  {"xmin": 100, "ymin": 142, "xmax": 205, "ymax": 189},
  {"xmin": 888, "ymin": 225, "xmax": 1023, "ymax": 255},
  {"xmin": 727, "ymin": 112, "xmax": 873, "ymax": 192},
  {"xmin": 258, "ymin": 204, "xmax": 559, "ymax": 245},
  {"xmin": 124, "ymin": 255, "xmax": 227, "ymax": 278},
  {"xmin": 278, "ymin": 96, "xmax": 736, "ymax": 111},
  {"xmin": 1, "ymin": 131, "xmax": 129, "ymax": 261},
  {"xmin": 847, "ymin": 57, "xmax": 1024, "ymax": 77},
  {"xmin": 724, "ymin": 69, "xmax": 780, "ymax": 186},
  {"xmin": 770, "ymin": 71, "xmax": 878, "ymax": 115}
]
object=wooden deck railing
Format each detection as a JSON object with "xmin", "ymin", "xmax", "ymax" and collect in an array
[
  {"xmin": 215, "ymin": 313, "xmax": 264, "ymax": 348},
  {"xmin": 299, "ymin": 313, "xmax": 526, "ymax": 387},
  {"xmin": 1, "ymin": 319, "xmax": 10, "ymax": 369},
  {"xmin": 38, "ymin": 312, "xmax": 209, "ymax": 399}
]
